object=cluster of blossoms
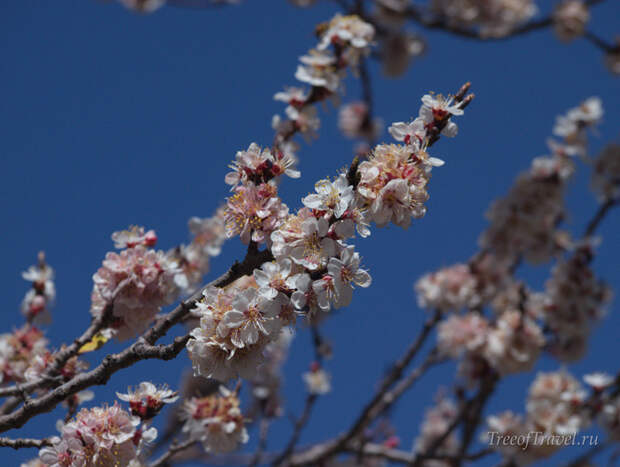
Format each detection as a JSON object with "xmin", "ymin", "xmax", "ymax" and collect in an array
[
  {"xmin": 288, "ymin": 0, "xmax": 618, "ymax": 76},
  {"xmin": 4, "ymin": 255, "xmax": 92, "ymax": 391},
  {"xmin": 413, "ymin": 393, "xmax": 460, "ymax": 465},
  {"xmin": 413, "ymin": 98, "xmax": 614, "ymax": 388},
  {"xmin": 90, "ymin": 227, "xmax": 182, "ymax": 341},
  {"xmin": 552, "ymin": 0, "xmax": 590, "ymax": 42},
  {"xmin": 479, "ymin": 161, "xmax": 570, "ymax": 265},
  {"xmin": 91, "ymin": 196, "xmax": 227, "ymax": 340},
  {"xmin": 437, "ymin": 306, "xmax": 544, "ymax": 383},
  {"xmin": 415, "ymin": 256, "xmax": 529, "ymax": 315},
  {"xmin": 415, "ymin": 263, "xmax": 481, "ymax": 312},
  {"xmin": 480, "ymin": 97, "xmax": 603, "ymax": 265},
  {"xmin": 20, "ymin": 252, "xmax": 55, "ymax": 325},
  {"xmin": 190, "ymin": 17, "xmax": 459, "ymax": 391},
  {"xmin": 355, "ymin": 93, "xmax": 463, "ymax": 228},
  {"xmin": 272, "ymin": 14, "xmax": 375, "ymax": 144},
  {"xmin": 486, "ymin": 370, "xmax": 620, "ymax": 465},
  {"xmin": 542, "ymin": 241, "xmax": 612, "ymax": 361},
  {"xmin": 0, "ymin": 325, "xmax": 48, "ymax": 385},
  {"xmin": 189, "ymin": 88, "xmax": 466, "ymax": 383},
  {"xmin": 271, "ymin": 205, "xmax": 373, "ymax": 310},
  {"xmin": 39, "ymin": 403, "xmax": 157, "ymax": 466},
  {"xmin": 186, "ymin": 279, "xmax": 281, "ymax": 381},
  {"xmin": 91, "ymin": 219, "xmax": 227, "ymax": 341},
  {"xmin": 182, "ymin": 386, "xmax": 248, "ymax": 453},
  {"xmin": 30, "ymin": 381, "xmax": 178, "ymax": 466},
  {"xmin": 420, "ymin": 247, "xmax": 610, "ymax": 384},
  {"xmin": 0, "ymin": 324, "xmax": 87, "ymax": 388},
  {"xmin": 187, "ymin": 243, "xmax": 370, "ymax": 381},
  {"xmin": 169, "ymin": 208, "xmax": 228, "ymax": 294},
  {"xmin": 430, "ymin": 0, "xmax": 537, "ymax": 38},
  {"xmin": 223, "ymin": 145, "xmax": 293, "ymax": 245},
  {"xmin": 552, "ymin": 96, "xmax": 603, "ymax": 155}
]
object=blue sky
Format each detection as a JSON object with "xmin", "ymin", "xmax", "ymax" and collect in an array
[{"xmin": 1, "ymin": 0, "xmax": 619, "ymax": 465}]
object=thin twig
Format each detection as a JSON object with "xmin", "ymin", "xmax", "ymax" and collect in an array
[
  {"xmin": 410, "ymin": 372, "xmax": 498, "ymax": 467},
  {"xmin": 342, "ymin": 310, "xmax": 442, "ymax": 443},
  {"xmin": 564, "ymin": 440, "xmax": 611, "ymax": 467},
  {"xmin": 273, "ymin": 394, "xmax": 318, "ymax": 466},
  {"xmin": 273, "ymin": 325, "xmax": 328, "ymax": 466},
  {"xmin": 358, "ymin": 57, "xmax": 377, "ymax": 146},
  {"xmin": 374, "ymin": 349, "xmax": 444, "ymax": 419},
  {"xmin": 288, "ymin": 310, "xmax": 442, "ymax": 466},
  {"xmin": 250, "ymin": 418, "xmax": 271, "ymax": 467},
  {"xmin": 584, "ymin": 197, "xmax": 618, "ymax": 237},
  {"xmin": 149, "ymin": 438, "xmax": 198, "ymax": 467}
]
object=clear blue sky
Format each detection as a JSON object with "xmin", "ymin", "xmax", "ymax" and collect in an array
[{"xmin": 1, "ymin": 1, "xmax": 619, "ymax": 465}]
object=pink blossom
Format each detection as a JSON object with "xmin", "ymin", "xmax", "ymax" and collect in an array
[
  {"xmin": 182, "ymin": 386, "xmax": 249, "ymax": 453},
  {"xmin": 91, "ymin": 244, "xmax": 181, "ymax": 341},
  {"xmin": 224, "ymin": 183, "xmax": 289, "ymax": 244},
  {"xmin": 117, "ymin": 382, "xmax": 179, "ymax": 420}
]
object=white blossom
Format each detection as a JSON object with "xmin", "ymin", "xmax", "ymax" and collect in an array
[
  {"xmin": 303, "ymin": 364, "xmax": 331, "ymax": 395},
  {"xmin": 302, "ymin": 175, "xmax": 355, "ymax": 218}
]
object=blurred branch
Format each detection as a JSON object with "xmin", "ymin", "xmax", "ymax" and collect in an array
[
  {"xmin": 454, "ymin": 374, "xmax": 499, "ymax": 466},
  {"xmin": 168, "ymin": 0, "xmax": 240, "ymax": 9},
  {"xmin": 584, "ymin": 196, "xmax": 619, "ymax": 237},
  {"xmin": 400, "ymin": 0, "xmax": 608, "ymax": 42},
  {"xmin": 0, "ymin": 437, "xmax": 51, "ymax": 449},
  {"xmin": 583, "ymin": 31, "xmax": 620, "ymax": 53}
]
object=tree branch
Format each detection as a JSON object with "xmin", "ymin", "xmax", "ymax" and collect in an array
[
  {"xmin": 273, "ymin": 394, "xmax": 318, "ymax": 466},
  {"xmin": 250, "ymin": 418, "xmax": 270, "ymax": 467},
  {"xmin": 0, "ymin": 247, "xmax": 274, "ymax": 434},
  {"xmin": 0, "ymin": 436, "xmax": 51, "ymax": 449},
  {"xmin": 400, "ymin": 0, "xmax": 607, "ymax": 43},
  {"xmin": 273, "ymin": 325, "xmax": 327, "ymax": 465},
  {"xmin": 284, "ymin": 310, "xmax": 443, "ymax": 466},
  {"xmin": 341, "ymin": 310, "xmax": 442, "ymax": 444}
]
